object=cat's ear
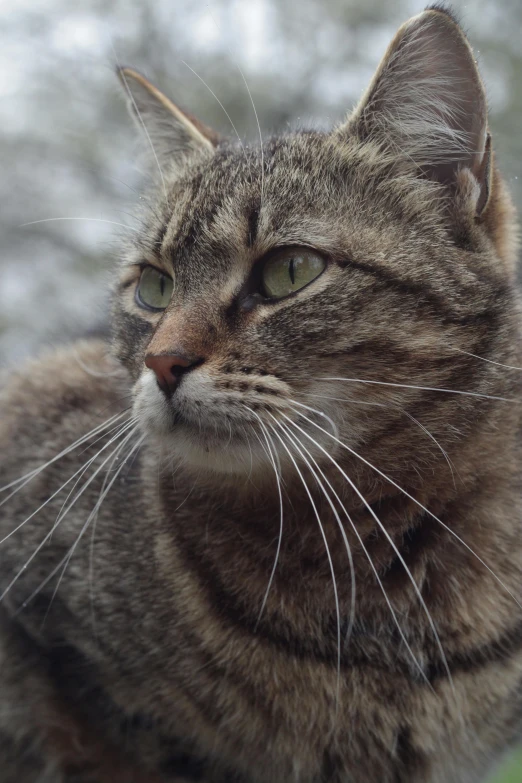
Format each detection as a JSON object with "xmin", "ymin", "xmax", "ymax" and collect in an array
[
  {"xmin": 341, "ymin": 7, "xmax": 491, "ymax": 214},
  {"xmin": 117, "ymin": 67, "xmax": 219, "ymax": 166}
]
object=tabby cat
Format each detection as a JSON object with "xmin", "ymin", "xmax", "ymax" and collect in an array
[{"xmin": 1, "ymin": 5, "xmax": 522, "ymax": 782}]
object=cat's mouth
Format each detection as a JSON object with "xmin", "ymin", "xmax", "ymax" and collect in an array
[
  {"xmin": 167, "ymin": 408, "xmax": 249, "ymax": 444},
  {"xmin": 132, "ymin": 369, "xmax": 272, "ymax": 472},
  {"xmin": 147, "ymin": 409, "xmax": 264, "ymax": 475}
]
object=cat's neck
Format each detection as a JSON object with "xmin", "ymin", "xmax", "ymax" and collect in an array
[{"xmin": 147, "ymin": 414, "xmax": 521, "ymax": 594}]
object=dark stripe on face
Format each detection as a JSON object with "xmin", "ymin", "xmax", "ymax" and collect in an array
[
  {"xmin": 247, "ymin": 206, "xmax": 259, "ymax": 248},
  {"xmin": 339, "ymin": 257, "xmax": 508, "ymax": 325},
  {"xmin": 166, "ymin": 150, "xmax": 248, "ymax": 265},
  {"xmin": 116, "ymin": 277, "xmax": 138, "ymax": 292},
  {"xmin": 112, "ymin": 307, "xmax": 154, "ymax": 340},
  {"xmin": 112, "ymin": 306, "xmax": 154, "ymax": 374},
  {"xmin": 356, "ymin": 327, "xmax": 500, "ymax": 454},
  {"xmin": 318, "ymin": 338, "xmax": 423, "ymax": 363},
  {"xmin": 167, "ymin": 172, "xmax": 205, "ymax": 258}
]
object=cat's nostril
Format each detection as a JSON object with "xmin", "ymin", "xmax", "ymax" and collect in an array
[
  {"xmin": 170, "ymin": 364, "xmax": 187, "ymax": 379},
  {"xmin": 144, "ymin": 353, "xmax": 203, "ymax": 394}
]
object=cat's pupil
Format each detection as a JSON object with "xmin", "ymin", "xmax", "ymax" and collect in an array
[
  {"xmin": 160, "ymin": 275, "xmax": 165, "ymax": 296},
  {"xmin": 289, "ymin": 258, "xmax": 295, "ymax": 285}
]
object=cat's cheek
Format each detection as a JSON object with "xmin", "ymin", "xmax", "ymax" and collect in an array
[{"xmin": 132, "ymin": 370, "xmax": 171, "ymax": 436}]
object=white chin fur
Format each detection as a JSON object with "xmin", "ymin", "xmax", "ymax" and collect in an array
[
  {"xmin": 166, "ymin": 435, "xmax": 260, "ymax": 475},
  {"xmin": 132, "ymin": 370, "xmax": 265, "ymax": 476}
]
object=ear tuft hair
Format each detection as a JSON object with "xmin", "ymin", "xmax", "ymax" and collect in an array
[{"xmin": 423, "ymin": 3, "xmax": 461, "ymax": 26}]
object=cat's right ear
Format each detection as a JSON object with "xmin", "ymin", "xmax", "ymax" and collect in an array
[{"xmin": 117, "ymin": 67, "xmax": 219, "ymax": 168}]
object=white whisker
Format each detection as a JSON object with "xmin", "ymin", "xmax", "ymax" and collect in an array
[
  {"xmin": 0, "ymin": 411, "xmax": 129, "ymax": 512},
  {"xmin": 0, "ymin": 422, "xmax": 138, "ymax": 604},
  {"xmin": 71, "ymin": 347, "xmax": 123, "ymax": 378},
  {"xmin": 208, "ymin": 11, "xmax": 264, "ymax": 210},
  {"xmin": 283, "ymin": 410, "xmax": 452, "ymax": 692},
  {"xmin": 278, "ymin": 418, "xmax": 429, "ymax": 684},
  {"xmin": 289, "ymin": 404, "xmax": 522, "ymax": 614},
  {"xmin": 181, "ymin": 61, "xmax": 247, "ymax": 160},
  {"xmin": 448, "ymin": 345, "xmax": 522, "ymax": 372},
  {"xmin": 317, "ymin": 377, "xmax": 518, "ymax": 403},
  {"xmin": 172, "ymin": 471, "xmax": 201, "ymax": 514},
  {"xmin": 31, "ymin": 431, "xmax": 145, "ymax": 621},
  {"xmin": 295, "ymin": 392, "xmax": 457, "ymax": 482},
  {"xmin": 267, "ymin": 416, "xmax": 342, "ymax": 710},
  {"xmin": 294, "ymin": 391, "xmax": 388, "ymax": 408},
  {"xmin": 401, "ymin": 409, "xmax": 457, "ymax": 486},
  {"xmin": 245, "ymin": 410, "xmax": 284, "ymax": 630},
  {"xmin": 44, "ymin": 429, "xmax": 143, "ymax": 621},
  {"xmin": 112, "ymin": 42, "xmax": 169, "ymax": 205},
  {"xmin": 277, "ymin": 417, "xmax": 356, "ymax": 652},
  {"xmin": 52, "ymin": 417, "xmax": 138, "ymax": 528},
  {"xmin": 19, "ymin": 217, "xmax": 140, "ymax": 232}
]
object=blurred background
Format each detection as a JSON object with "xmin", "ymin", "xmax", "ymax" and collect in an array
[{"xmin": 0, "ymin": 0, "xmax": 521, "ymax": 778}]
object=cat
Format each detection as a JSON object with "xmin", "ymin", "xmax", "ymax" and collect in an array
[{"xmin": 1, "ymin": 4, "xmax": 522, "ymax": 782}]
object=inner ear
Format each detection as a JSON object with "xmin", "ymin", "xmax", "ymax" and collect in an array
[
  {"xmin": 341, "ymin": 8, "xmax": 489, "ymax": 206},
  {"xmin": 117, "ymin": 67, "xmax": 219, "ymax": 166}
]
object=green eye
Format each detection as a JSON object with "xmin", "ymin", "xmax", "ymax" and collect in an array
[
  {"xmin": 136, "ymin": 266, "xmax": 174, "ymax": 311},
  {"xmin": 261, "ymin": 248, "xmax": 326, "ymax": 300}
]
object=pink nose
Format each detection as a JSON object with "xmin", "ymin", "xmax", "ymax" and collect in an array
[{"xmin": 144, "ymin": 353, "xmax": 199, "ymax": 394}]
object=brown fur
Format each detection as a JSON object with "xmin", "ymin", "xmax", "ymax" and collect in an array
[{"xmin": 1, "ymin": 7, "xmax": 522, "ymax": 782}]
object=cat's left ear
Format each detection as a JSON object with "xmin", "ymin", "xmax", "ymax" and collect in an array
[
  {"xmin": 117, "ymin": 67, "xmax": 219, "ymax": 166},
  {"xmin": 340, "ymin": 7, "xmax": 491, "ymax": 215}
]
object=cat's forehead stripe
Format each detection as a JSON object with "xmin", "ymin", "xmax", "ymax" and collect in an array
[
  {"xmin": 149, "ymin": 140, "xmax": 316, "ymax": 271},
  {"xmin": 246, "ymin": 206, "xmax": 260, "ymax": 249}
]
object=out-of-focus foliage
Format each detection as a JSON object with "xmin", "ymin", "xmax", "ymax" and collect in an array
[
  {"xmin": 495, "ymin": 748, "xmax": 522, "ymax": 782},
  {"xmin": 1, "ymin": 0, "xmax": 521, "ymax": 365}
]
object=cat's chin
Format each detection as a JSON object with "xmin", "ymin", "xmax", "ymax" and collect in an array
[
  {"xmin": 143, "ymin": 422, "xmax": 266, "ymax": 476},
  {"xmin": 166, "ymin": 433, "xmax": 261, "ymax": 476},
  {"xmin": 132, "ymin": 376, "xmax": 263, "ymax": 476}
]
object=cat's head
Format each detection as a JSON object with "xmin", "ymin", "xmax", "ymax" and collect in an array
[{"xmin": 112, "ymin": 7, "xmax": 519, "ymax": 481}]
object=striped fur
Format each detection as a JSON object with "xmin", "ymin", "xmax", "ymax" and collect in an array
[{"xmin": 1, "ymin": 7, "xmax": 522, "ymax": 782}]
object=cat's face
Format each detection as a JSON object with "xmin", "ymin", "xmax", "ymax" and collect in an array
[{"xmin": 112, "ymin": 9, "xmax": 518, "ymax": 478}]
